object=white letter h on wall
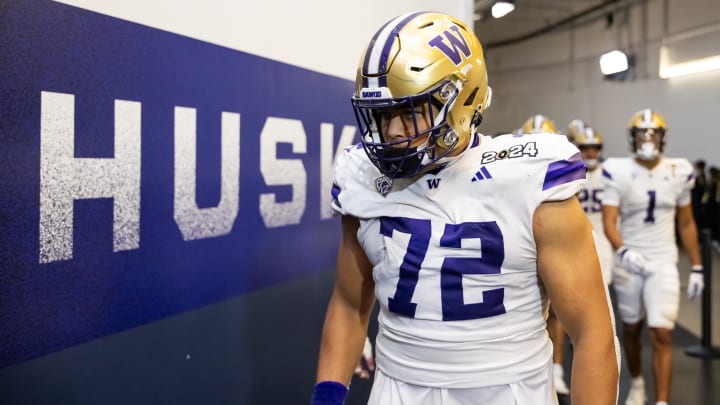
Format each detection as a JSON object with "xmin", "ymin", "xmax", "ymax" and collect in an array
[{"xmin": 39, "ymin": 91, "xmax": 141, "ymax": 263}]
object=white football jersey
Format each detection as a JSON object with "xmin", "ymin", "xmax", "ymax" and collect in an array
[
  {"xmin": 601, "ymin": 157, "xmax": 694, "ymax": 264},
  {"xmin": 331, "ymin": 132, "xmax": 586, "ymax": 388},
  {"xmin": 579, "ymin": 165, "xmax": 614, "ymax": 283}
]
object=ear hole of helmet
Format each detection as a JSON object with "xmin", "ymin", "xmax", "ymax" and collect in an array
[{"xmin": 463, "ymin": 87, "xmax": 479, "ymax": 107}]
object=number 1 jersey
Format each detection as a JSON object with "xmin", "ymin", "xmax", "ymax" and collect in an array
[
  {"xmin": 330, "ymin": 133, "xmax": 586, "ymax": 388},
  {"xmin": 601, "ymin": 157, "xmax": 693, "ymax": 264}
]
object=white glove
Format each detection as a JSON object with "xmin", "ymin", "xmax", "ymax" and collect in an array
[
  {"xmin": 687, "ymin": 266, "xmax": 704, "ymax": 300},
  {"xmin": 353, "ymin": 336, "xmax": 375, "ymax": 380},
  {"xmin": 617, "ymin": 246, "xmax": 647, "ymax": 274}
]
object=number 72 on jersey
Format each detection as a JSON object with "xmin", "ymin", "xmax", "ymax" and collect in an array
[{"xmin": 380, "ymin": 217, "xmax": 507, "ymax": 321}]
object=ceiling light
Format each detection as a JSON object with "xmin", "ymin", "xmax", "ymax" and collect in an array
[
  {"xmin": 491, "ymin": 1, "xmax": 515, "ymax": 19},
  {"xmin": 659, "ymin": 54, "xmax": 720, "ymax": 78},
  {"xmin": 658, "ymin": 22, "xmax": 720, "ymax": 79},
  {"xmin": 599, "ymin": 50, "xmax": 629, "ymax": 75}
]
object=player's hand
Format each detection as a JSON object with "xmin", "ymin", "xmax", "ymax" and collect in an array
[
  {"xmin": 617, "ymin": 247, "xmax": 647, "ymax": 274},
  {"xmin": 687, "ymin": 266, "xmax": 704, "ymax": 300},
  {"xmin": 353, "ymin": 336, "xmax": 375, "ymax": 380}
]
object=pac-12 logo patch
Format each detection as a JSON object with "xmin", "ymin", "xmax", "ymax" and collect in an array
[{"xmin": 375, "ymin": 176, "xmax": 392, "ymax": 197}]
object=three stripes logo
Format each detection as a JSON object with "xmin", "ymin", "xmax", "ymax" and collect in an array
[{"xmin": 471, "ymin": 166, "xmax": 493, "ymax": 182}]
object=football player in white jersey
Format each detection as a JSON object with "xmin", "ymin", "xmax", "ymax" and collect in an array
[
  {"xmin": 574, "ymin": 125, "xmax": 614, "ymax": 284},
  {"xmin": 312, "ymin": 11, "xmax": 618, "ymax": 405},
  {"xmin": 518, "ymin": 115, "xmax": 573, "ymax": 398},
  {"xmin": 601, "ymin": 109, "xmax": 704, "ymax": 405}
]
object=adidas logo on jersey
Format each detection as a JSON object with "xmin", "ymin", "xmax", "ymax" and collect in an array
[{"xmin": 471, "ymin": 166, "xmax": 493, "ymax": 182}]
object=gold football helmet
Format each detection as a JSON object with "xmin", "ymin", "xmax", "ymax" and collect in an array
[
  {"xmin": 575, "ymin": 127, "xmax": 603, "ymax": 169},
  {"xmin": 521, "ymin": 115, "xmax": 557, "ymax": 134},
  {"xmin": 566, "ymin": 119, "xmax": 588, "ymax": 143},
  {"xmin": 575, "ymin": 127, "xmax": 603, "ymax": 147},
  {"xmin": 352, "ymin": 11, "xmax": 492, "ymax": 178},
  {"xmin": 627, "ymin": 108, "xmax": 667, "ymax": 160}
]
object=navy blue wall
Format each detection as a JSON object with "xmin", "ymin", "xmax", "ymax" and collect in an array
[
  {"xmin": 0, "ymin": 1, "xmax": 359, "ymax": 402},
  {"xmin": 0, "ymin": 270, "xmax": 379, "ymax": 404}
]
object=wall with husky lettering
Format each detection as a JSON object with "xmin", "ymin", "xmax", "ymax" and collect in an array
[{"xmin": 0, "ymin": 1, "xmax": 473, "ymax": 404}]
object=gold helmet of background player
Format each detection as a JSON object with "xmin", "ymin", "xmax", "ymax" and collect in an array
[
  {"xmin": 575, "ymin": 127, "xmax": 603, "ymax": 169},
  {"xmin": 575, "ymin": 127, "xmax": 603, "ymax": 147},
  {"xmin": 521, "ymin": 115, "xmax": 557, "ymax": 134},
  {"xmin": 567, "ymin": 119, "xmax": 588, "ymax": 143}
]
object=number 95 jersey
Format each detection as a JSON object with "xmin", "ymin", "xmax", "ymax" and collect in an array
[{"xmin": 331, "ymin": 133, "xmax": 586, "ymax": 388}]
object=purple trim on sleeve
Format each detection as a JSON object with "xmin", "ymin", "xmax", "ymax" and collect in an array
[
  {"xmin": 331, "ymin": 183, "xmax": 342, "ymax": 208},
  {"xmin": 343, "ymin": 142, "xmax": 362, "ymax": 152},
  {"xmin": 542, "ymin": 152, "xmax": 586, "ymax": 191},
  {"xmin": 471, "ymin": 133, "xmax": 480, "ymax": 148},
  {"xmin": 602, "ymin": 168, "xmax": 612, "ymax": 179},
  {"xmin": 687, "ymin": 173, "xmax": 693, "ymax": 182}
]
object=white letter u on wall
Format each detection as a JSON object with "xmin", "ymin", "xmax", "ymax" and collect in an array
[{"xmin": 173, "ymin": 107, "xmax": 239, "ymax": 241}]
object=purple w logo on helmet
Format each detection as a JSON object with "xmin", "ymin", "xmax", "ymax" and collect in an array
[{"xmin": 427, "ymin": 25, "xmax": 471, "ymax": 66}]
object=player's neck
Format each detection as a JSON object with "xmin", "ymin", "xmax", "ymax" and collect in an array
[
  {"xmin": 634, "ymin": 156, "xmax": 661, "ymax": 170},
  {"xmin": 446, "ymin": 132, "xmax": 473, "ymax": 158}
]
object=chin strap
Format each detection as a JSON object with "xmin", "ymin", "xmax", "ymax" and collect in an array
[{"xmin": 470, "ymin": 108, "xmax": 483, "ymax": 130}]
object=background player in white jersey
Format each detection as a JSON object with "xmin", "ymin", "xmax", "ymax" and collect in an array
[
  {"xmin": 601, "ymin": 109, "xmax": 704, "ymax": 405},
  {"xmin": 517, "ymin": 114, "xmax": 573, "ymax": 398},
  {"xmin": 312, "ymin": 12, "xmax": 618, "ymax": 405},
  {"xmin": 573, "ymin": 124, "xmax": 614, "ymax": 284}
]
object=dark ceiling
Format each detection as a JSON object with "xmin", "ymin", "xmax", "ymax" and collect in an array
[{"xmin": 474, "ymin": 0, "xmax": 629, "ymax": 50}]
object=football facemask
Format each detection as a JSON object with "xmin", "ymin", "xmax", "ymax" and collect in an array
[
  {"xmin": 353, "ymin": 81, "xmax": 459, "ymax": 178},
  {"xmin": 631, "ymin": 128, "xmax": 664, "ymax": 161},
  {"xmin": 627, "ymin": 108, "xmax": 667, "ymax": 160}
]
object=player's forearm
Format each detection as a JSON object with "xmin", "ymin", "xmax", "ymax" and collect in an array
[
  {"xmin": 316, "ymin": 293, "xmax": 369, "ymax": 385},
  {"xmin": 563, "ymin": 291, "xmax": 618, "ymax": 404},
  {"xmin": 678, "ymin": 220, "xmax": 702, "ymax": 266},
  {"xmin": 602, "ymin": 224, "xmax": 623, "ymax": 251},
  {"xmin": 601, "ymin": 207, "xmax": 623, "ymax": 250},
  {"xmin": 570, "ymin": 334, "xmax": 619, "ymax": 404}
]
